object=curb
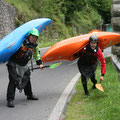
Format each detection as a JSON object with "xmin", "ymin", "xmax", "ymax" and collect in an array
[{"xmin": 48, "ymin": 73, "xmax": 81, "ymax": 120}]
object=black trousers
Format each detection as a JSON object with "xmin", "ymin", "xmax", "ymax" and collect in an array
[
  {"xmin": 77, "ymin": 61, "xmax": 98, "ymax": 94},
  {"xmin": 6, "ymin": 64, "xmax": 33, "ymax": 100},
  {"xmin": 81, "ymin": 74, "xmax": 97, "ymax": 94}
]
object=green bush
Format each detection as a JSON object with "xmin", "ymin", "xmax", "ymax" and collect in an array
[
  {"xmin": 4, "ymin": 0, "xmax": 111, "ymax": 47},
  {"xmin": 70, "ymin": 7, "xmax": 101, "ymax": 34}
]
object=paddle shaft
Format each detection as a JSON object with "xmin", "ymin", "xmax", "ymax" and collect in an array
[
  {"xmin": 32, "ymin": 65, "xmax": 49, "ymax": 70},
  {"xmin": 30, "ymin": 62, "xmax": 62, "ymax": 71}
]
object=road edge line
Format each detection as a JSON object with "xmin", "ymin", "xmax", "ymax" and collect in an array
[{"xmin": 48, "ymin": 73, "xmax": 80, "ymax": 120}]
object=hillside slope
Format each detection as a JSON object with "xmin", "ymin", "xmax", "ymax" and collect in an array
[{"xmin": 4, "ymin": 0, "xmax": 111, "ymax": 47}]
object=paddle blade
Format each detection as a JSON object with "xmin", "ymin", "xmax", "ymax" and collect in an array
[
  {"xmin": 49, "ymin": 62, "xmax": 62, "ymax": 69},
  {"xmin": 95, "ymin": 84, "xmax": 104, "ymax": 92}
]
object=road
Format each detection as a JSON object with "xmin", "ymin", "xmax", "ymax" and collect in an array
[
  {"xmin": 0, "ymin": 47, "xmax": 111, "ymax": 120},
  {"xmin": 0, "ymin": 47, "xmax": 79, "ymax": 120}
]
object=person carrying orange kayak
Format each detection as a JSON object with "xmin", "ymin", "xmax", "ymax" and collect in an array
[{"xmin": 75, "ymin": 35, "xmax": 106, "ymax": 96}]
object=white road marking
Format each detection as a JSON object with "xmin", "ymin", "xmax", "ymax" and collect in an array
[
  {"xmin": 48, "ymin": 73, "xmax": 80, "ymax": 120},
  {"xmin": 68, "ymin": 61, "xmax": 77, "ymax": 65},
  {"xmin": 40, "ymin": 47, "xmax": 50, "ymax": 50}
]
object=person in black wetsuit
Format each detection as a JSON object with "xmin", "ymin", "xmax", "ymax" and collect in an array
[
  {"xmin": 76, "ymin": 35, "xmax": 106, "ymax": 95},
  {"xmin": 6, "ymin": 28, "xmax": 44, "ymax": 108}
]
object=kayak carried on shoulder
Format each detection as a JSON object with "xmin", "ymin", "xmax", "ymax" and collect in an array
[
  {"xmin": 42, "ymin": 30, "xmax": 120, "ymax": 63},
  {"xmin": 0, "ymin": 18, "xmax": 52, "ymax": 63}
]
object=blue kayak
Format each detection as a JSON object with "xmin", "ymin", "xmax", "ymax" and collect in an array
[{"xmin": 0, "ymin": 18, "xmax": 52, "ymax": 63}]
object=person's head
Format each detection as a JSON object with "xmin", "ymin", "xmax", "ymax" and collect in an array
[
  {"xmin": 89, "ymin": 35, "xmax": 98, "ymax": 50},
  {"xmin": 28, "ymin": 28, "xmax": 39, "ymax": 43}
]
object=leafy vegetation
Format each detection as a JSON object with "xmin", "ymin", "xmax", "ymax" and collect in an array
[
  {"xmin": 65, "ymin": 57, "xmax": 120, "ymax": 120},
  {"xmin": 4, "ymin": 0, "xmax": 111, "ymax": 47}
]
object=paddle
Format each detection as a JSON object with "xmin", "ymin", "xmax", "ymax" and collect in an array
[
  {"xmin": 32, "ymin": 62, "xmax": 62, "ymax": 70},
  {"xmin": 95, "ymin": 81, "xmax": 104, "ymax": 92}
]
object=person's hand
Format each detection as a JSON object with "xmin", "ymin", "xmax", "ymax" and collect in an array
[
  {"xmin": 40, "ymin": 64, "xmax": 44, "ymax": 70},
  {"xmin": 100, "ymin": 76, "xmax": 104, "ymax": 83}
]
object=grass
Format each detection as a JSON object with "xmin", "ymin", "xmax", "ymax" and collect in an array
[{"xmin": 65, "ymin": 57, "xmax": 120, "ymax": 120}]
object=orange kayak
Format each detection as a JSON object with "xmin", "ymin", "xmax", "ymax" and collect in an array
[{"xmin": 42, "ymin": 30, "xmax": 120, "ymax": 63}]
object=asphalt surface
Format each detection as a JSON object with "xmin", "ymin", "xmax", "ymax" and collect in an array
[{"xmin": 0, "ymin": 47, "xmax": 111, "ymax": 120}]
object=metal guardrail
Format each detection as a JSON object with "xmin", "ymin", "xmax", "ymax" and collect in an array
[{"xmin": 110, "ymin": 54, "xmax": 120, "ymax": 81}]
